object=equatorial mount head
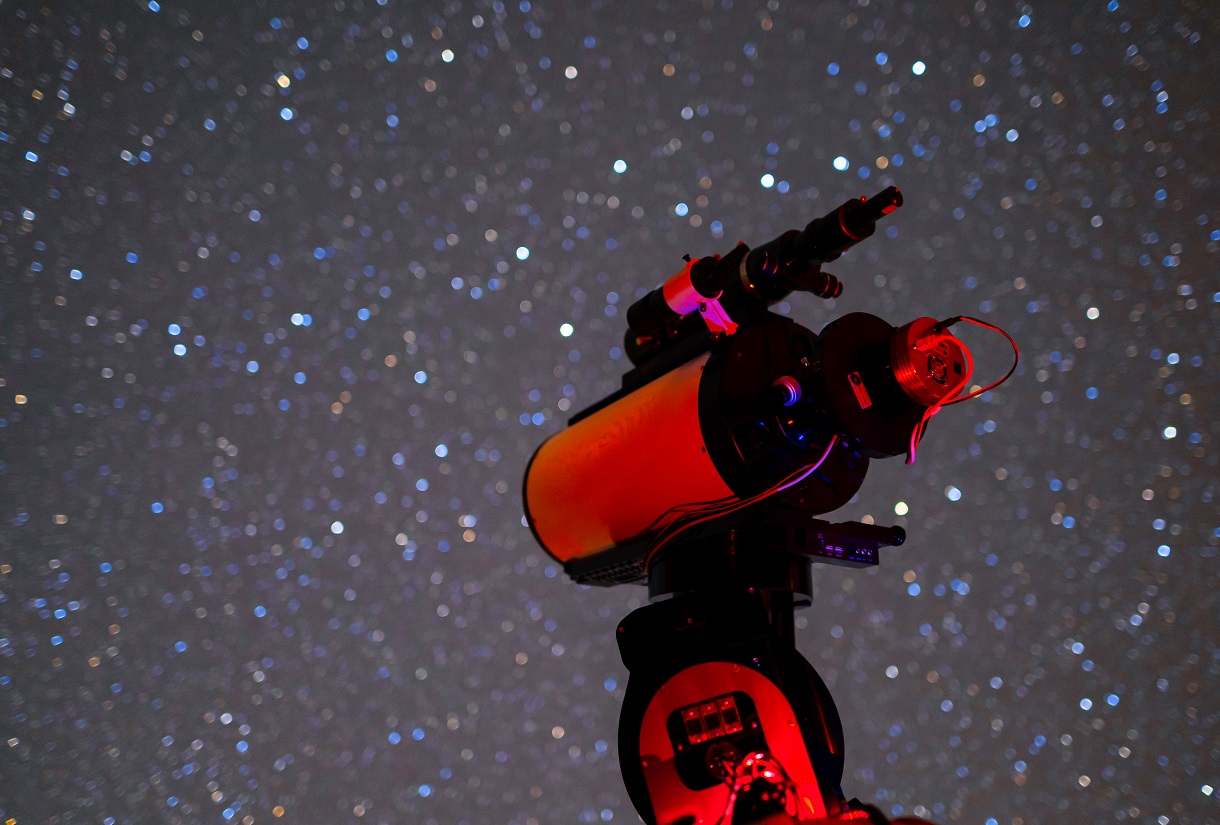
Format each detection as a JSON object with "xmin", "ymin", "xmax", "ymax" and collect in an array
[{"xmin": 613, "ymin": 509, "xmax": 904, "ymax": 824}]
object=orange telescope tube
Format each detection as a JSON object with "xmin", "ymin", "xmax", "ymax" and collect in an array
[{"xmin": 523, "ymin": 353, "xmax": 734, "ymax": 564}]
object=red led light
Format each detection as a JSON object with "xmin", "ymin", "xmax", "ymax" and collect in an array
[{"xmin": 678, "ymin": 694, "xmax": 745, "ymax": 745}]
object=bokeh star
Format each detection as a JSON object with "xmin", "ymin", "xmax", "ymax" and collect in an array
[{"xmin": 1, "ymin": 2, "xmax": 1215, "ymax": 823}]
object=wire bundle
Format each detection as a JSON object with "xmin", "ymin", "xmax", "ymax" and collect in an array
[
  {"xmin": 643, "ymin": 436, "xmax": 839, "ymax": 572},
  {"xmin": 714, "ymin": 750, "xmax": 804, "ymax": 825}
]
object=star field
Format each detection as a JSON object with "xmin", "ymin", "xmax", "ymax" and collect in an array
[{"xmin": 0, "ymin": 1, "xmax": 1216, "ymax": 823}]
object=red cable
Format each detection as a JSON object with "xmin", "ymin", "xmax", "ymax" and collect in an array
[
  {"xmin": 644, "ymin": 436, "xmax": 839, "ymax": 571},
  {"xmin": 942, "ymin": 316, "xmax": 1020, "ymax": 405}
]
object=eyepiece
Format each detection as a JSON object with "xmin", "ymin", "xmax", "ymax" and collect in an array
[
  {"xmin": 860, "ymin": 186, "xmax": 903, "ymax": 223},
  {"xmin": 836, "ymin": 186, "xmax": 904, "ymax": 242}
]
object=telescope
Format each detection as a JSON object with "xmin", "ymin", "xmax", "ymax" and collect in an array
[{"xmin": 522, "ymin": 187, "xmax": 1016, "ymax": 824}]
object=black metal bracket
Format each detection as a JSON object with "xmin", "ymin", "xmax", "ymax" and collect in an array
[{"xmin": 563, "ymin": 503, "xmax": 904, "ymax": 590}]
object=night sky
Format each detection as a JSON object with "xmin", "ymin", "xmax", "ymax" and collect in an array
[{"xmin": 1, "ymin": 1, "xmax": 1216, "ymax": 824}]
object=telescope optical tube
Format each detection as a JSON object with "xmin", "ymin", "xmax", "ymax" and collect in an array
[{"xmin": 523, "ymin": 312, "xmax": 972, "ymax": 566}]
